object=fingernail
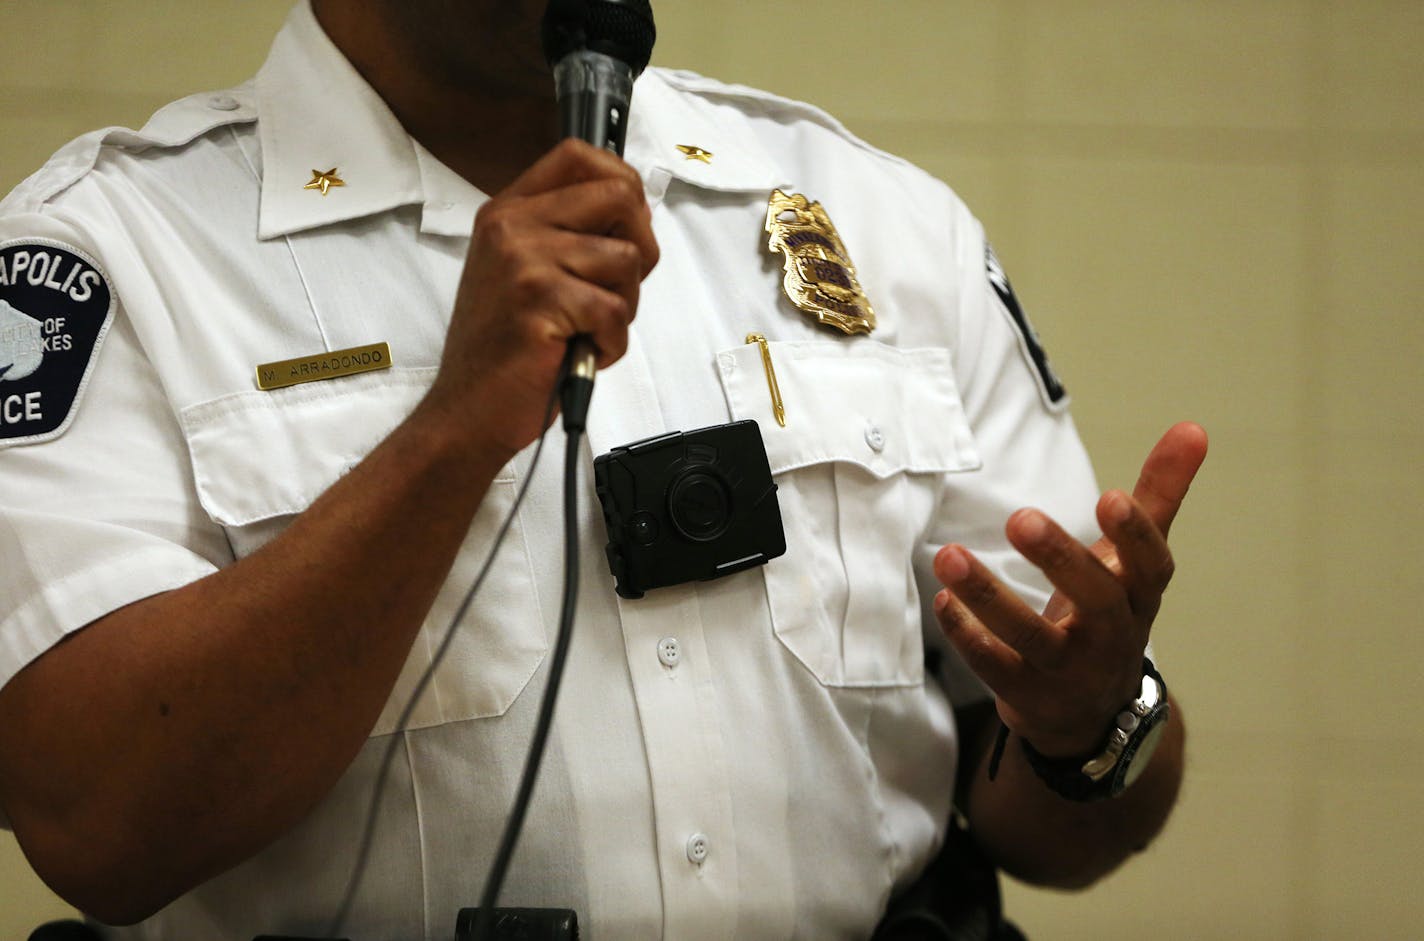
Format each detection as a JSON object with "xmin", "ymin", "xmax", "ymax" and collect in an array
[
  {"xmin": 941, "ymin": 546, "xmax": 970, "ymax": 583},
  {"xmin": 1110, "ymin": 492, "xmax": 1132, "ymax": 525},
  {"xmin": 1019, "ymin": 511, "xmax": 1048, "ymax": 542}
]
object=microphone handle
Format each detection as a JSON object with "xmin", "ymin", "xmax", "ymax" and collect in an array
[
  {"xmin": 553, "ymin": 48, "xmax": 636, "ymax": 427},
  {"xmin": 553, "ymin": 49, "xmax": 635, "ymax": 157}
]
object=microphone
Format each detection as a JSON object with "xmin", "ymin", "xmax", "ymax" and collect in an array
[
  {"xmin": 543, "ymin": 0, "xmax": 655, "ymax": 157},
  {"xmin": 541, "ymin": 0, "xmax": 656, "ymax": 432}
]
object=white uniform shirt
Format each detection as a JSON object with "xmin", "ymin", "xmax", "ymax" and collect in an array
[{"xmin": 0, "ymin": 3, "xmax": 1100, "ymax": 938}]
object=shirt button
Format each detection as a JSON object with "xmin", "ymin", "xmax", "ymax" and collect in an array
[
  {"xmin": 686, "ymin": 832, "xmax": 710, "ymax": 865},
  {"xmin": 865, "ymin": 424, "xmax": 886, "ymax": 452},
  {"xmin": 207, "ymin": 95, "xmax": 240, "ymax": 112},
  {"xmin": 657, "ymin": 636, "xmax": 681, "ymax": 668}
]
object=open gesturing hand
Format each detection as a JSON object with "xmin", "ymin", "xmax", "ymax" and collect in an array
[{"xmin": 934, "ymin": 422, "xmax": 1208, "ymax": 757}]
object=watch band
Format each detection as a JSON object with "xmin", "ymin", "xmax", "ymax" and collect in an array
[{"xmin": 1016, "ymin": 658, "xmax": 1169, "ymax": 802}]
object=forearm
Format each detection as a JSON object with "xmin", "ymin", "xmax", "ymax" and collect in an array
[
  {"xmin": 0, "ymin": 395, "xmax": 514, "ymax": 923},
  {"xmin": 962, "ymin": 695, "xmax": 1185, "ymax": 889},
  {"xmin": 0, "ymin": 136, "xmax": 657, "ymax": 924}
]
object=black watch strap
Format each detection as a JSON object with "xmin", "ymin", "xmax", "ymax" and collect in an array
[{"xmin": 1016, "ymin": 658, "xmax": 1168, "ymax": 802}]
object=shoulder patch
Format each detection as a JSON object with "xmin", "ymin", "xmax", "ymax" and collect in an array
[
  {"xmin": 0, "ymin": 239, "xmax": 115, "ymax": 447},
  {"xmin": 986, "ymin": 243, "xmax": 1068, "ymax": 411}
]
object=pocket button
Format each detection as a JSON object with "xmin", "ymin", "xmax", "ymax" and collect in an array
[{"xmin": 864, "ymin": 423, "xmax": 886, "ymax": 452}]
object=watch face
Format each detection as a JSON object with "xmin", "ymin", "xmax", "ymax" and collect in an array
[{"xmin": 1116, "ymin": 707, "xmax": 1170, "ymax": 793}]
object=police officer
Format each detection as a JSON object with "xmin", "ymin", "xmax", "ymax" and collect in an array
[{"xmin": 0, "ymin": 1, "xmax": 1206, "ymax": 936}]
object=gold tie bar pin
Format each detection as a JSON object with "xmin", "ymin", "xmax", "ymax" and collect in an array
[{"xmin": 745, "ymin": 333, "xmax": 785, "ymax": 427}]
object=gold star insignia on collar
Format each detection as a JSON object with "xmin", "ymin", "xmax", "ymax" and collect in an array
[
  {"xmin": 303, "ymin": 168, "xmax": 346, "ymax": 196},
  {"xmin": 676, "ymin": 144, "xmax": 713, "ymax": 163}
]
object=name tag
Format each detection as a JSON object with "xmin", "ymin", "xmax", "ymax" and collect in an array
[{"xmin": 256, "ymin": 342, "xmax": 392, "ymax": 391}]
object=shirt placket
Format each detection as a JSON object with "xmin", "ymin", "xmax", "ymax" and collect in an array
[{"xmin": 584, "ymin": 300, "xmax": 740, "ymax": 941}]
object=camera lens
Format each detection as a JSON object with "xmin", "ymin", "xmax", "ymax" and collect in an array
[{"xmin": 668, "ymin": 469, "xmax": 731, "ymax": 542}]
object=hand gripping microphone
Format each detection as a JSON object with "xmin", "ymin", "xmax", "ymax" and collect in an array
[
  {"xmin": 450, "ymin": 11, "xmax": 659, "ymax": 941},
  {"xmin": 541, "ymin": 0, "xmax": 656, "ymax": 432}
]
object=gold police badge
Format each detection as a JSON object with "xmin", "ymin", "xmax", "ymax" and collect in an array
[{"xmin": 764, "ymin": 189, "xmax": 875, "ymax": 335}]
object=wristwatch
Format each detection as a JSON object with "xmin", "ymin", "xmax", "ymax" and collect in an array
[{"xmin": 1019, "ymin": 658, "xmax": 1170, "ymax": 802}]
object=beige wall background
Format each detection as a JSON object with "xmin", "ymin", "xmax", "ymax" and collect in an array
[{"xmin": 3, "ymin": 1, "xmax": 1420, "ymax": 938}]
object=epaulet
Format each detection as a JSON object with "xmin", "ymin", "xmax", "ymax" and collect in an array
[
  {"xmin": 1, "ymin": 82, "xmax": 257, "ymax": 215},
  {"xmin": 648, "ymin": 67, "xmax": 921, "ymax": 173}
]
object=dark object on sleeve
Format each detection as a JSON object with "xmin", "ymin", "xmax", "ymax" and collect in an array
[{"xmin": 871, "ymin": 818, "xmax": 1027, "ymax": 941}]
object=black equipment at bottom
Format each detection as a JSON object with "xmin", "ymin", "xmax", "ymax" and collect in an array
[
  {"xmin": 456, "ymin": 907, "xmax": 578, "ymax": 940},
  {"xmin": 28, "ymin": 923, "xmax": 101, "ymax": 941},
  {"xmin": 871, "ymin": 818, "xmax": 1027, "ymax": 941}
]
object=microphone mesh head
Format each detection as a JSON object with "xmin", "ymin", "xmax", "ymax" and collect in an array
[{"xmin": 543, "ymin": 0, "xmax": 657, "ymax": 75}]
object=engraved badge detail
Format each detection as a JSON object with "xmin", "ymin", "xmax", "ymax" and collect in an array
[{"xmin": 765, "ymin": 189, "xmax": 875, "ymax": 335}]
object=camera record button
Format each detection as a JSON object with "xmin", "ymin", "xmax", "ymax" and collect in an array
[
  {"xmin": 657, "ymin": 636, "xmax": 682, "ymax": 668},
  {"xmin": 628, "ymin": 511, "xmax": 660, "ymax": 546}
]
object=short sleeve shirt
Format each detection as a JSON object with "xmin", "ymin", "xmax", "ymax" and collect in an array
[{"xmin": 0, "ymin": 3, "xmax": 1098, "ymax": 938}]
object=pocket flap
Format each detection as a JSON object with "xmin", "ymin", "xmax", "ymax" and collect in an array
[
  {"xmin": 716, "ymin": 340, "xmax": 981, "ymax": 478},
  {"xmin": 179, "ymin": 368, "xmax": 439, "ymax": 526}
]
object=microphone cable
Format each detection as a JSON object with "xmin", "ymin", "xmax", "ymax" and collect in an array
[
  {"xmin": 328, "ymin": 0, "xmax": 654, "ymax": 928},
  {"xmin": 467, "ymin": 349, "xmax": 594, "ymax": 941},
  {"xmin": 327, "ymin": 350, "xmax": 574, "ymax": 938}
]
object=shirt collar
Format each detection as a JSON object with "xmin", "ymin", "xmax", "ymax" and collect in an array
[
  {"xmin": 625, "ymin": 69, "xmax": 786, "ymax": 203},
  {"xmin": 255, "ymin": 0, "xmax": 424, "ymax": 239},
  {"xmin": 254, "ymin": 2, "xmax": 783, "ymax": 240},
  {"xmin": 412, "ymin": 140, "xmax": 488, "ymax": 238}
]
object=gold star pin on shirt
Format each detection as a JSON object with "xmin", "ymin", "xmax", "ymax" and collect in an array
[
  {"xmin": 303, "ymin": 168, "xmax": 346, "ymax": 196},
  {"xmin": 676, "ymin": 144, "xmax": 713, "ymax": 163}
]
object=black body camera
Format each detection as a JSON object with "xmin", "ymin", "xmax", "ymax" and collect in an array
[{"xmin": 594, "ymin": 420, "xmax": 785, "ymax": 599}]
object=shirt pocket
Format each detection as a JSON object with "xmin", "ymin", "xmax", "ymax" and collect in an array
[
  {"xmin": 716, "ymin": 340, "xmax": 981, "ymax": 688},
  {"xmin": 178, "ymin": 369, "xmax": 546, "ymax": 735}
]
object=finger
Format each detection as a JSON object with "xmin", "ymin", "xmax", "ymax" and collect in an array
[
  {"xmin": 545, "ymin": 232, "xmax": 643, "ymax": 368},
  {"xmin": 502, "ymin": 137, "xmax": 644, "ymax": 201},
  {"xmin": 549, "ymin": 230, "xmax": 646, "ymax": 294},
  {"xmin": 1097, "ymin": 490, "xmax": 1175, "ymax": 621},
  {"xmin": 472, "ymin": 198, "xmax": 650, "ymax": 328},
  {"xmin": 1132, "ymin": 421, "xmax": 1208, "ymax": 539},
  {"xmin": 934, "ymin": 544, "xmax": 1067, "ymax": 669},
  {"xmin": 532, "ymin": 267, "xmax": 636, "ymax": 367},
  {"xmin": 932, "ymin": 580, "xmax": 1024, "ymax": 697},
  {"xmin": 1005, "ymin": 508, "xmax": 1129, "ymax": 629},
  {"xmin": 517, "ymin": 177, "xmax": 659, "ymax": 276},
  {"xmin": 486, "ymin": 138, "xmax": 657, "ymax": 277}
]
